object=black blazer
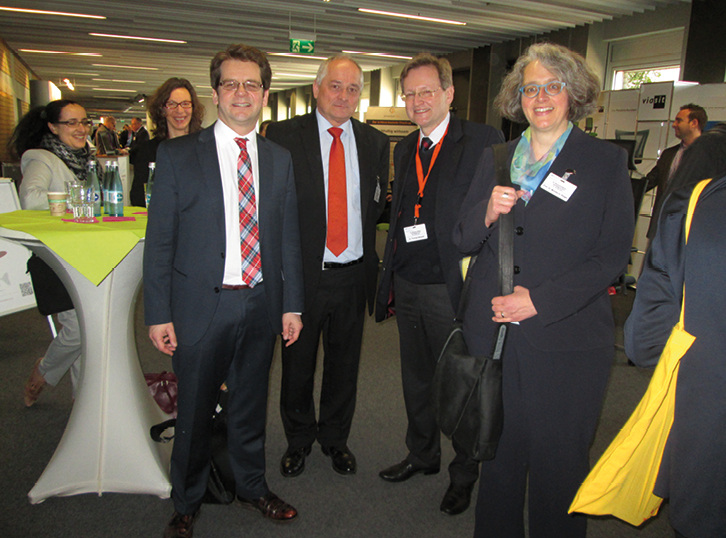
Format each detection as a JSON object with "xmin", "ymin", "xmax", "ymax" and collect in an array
[
  {"xmin": 453, "ymin": 127, "xmax": 634, "ymax": 355},
  {"xmin": 375, "ymin": 115, "xmax": 503, "ymax": 322},
  {"xmin": 645, "ymin": 143, "xmax": 679, "ymax": 238},
  {"xmin": 143, "ymin": 123, "xmax": 304, "ymax": 345},
  {"xmin": 266, "ymin": 113, "xmax": 389, "ymax": 314}
]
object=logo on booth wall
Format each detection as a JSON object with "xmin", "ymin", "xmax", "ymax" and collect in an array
[{"xmin": 642, "ymin": 95, "xmax": 667, "ymax": 109}]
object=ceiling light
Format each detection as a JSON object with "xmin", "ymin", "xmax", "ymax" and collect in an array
[
  {"xmin": 92, "ymin": 78, "xmax": 146, "ymax": 83},
  {"xmin": 93, "ymin": 88, "xmax": 137, "ymax": 92},
  {"xmin": 20, "ymin": 49, "xmax": 102, "ymax": 56},
  {"xmin": 268, "ymin": 53, "xmax": 328, "ymax": 61},
  {"xmin": 0, "ymin": 6, "xmax": 105, "ymax": 19},
  {"xmin": 357, "ymin": 8, "xmax": 465, "ymax": 26},
  {"xmin": 343, "ymin": 50, "xmax": 413, "ymax": 60},
  {"xmin": 62, "ymin": 78, "xmax": 75, "ymax": 91},
  {"xmin": 92, "ymin": 64, "xmax": 159, "ymax": 71},
  {"xmin": 272, "ymin": 73, "xmax": 317, "ymax": 79},
  {"xmin": 89, "ymin": 33, "xmax": 187, "ymax": 44}
]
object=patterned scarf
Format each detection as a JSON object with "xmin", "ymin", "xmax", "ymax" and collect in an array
[
  {"xmin": 39, "ymin": 133, "xmax": 91, "ymax": 182},
  {"xmin": 511, "ymin": 122, "xmax": 573, "ymax": 204}
]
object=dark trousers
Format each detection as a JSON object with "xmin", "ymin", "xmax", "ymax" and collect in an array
[
  {"xmin": 474, "ymin": 326, "xmax": 612, "ymax": 538},
  {"xmin": 280, "ymin": 263, "xmax": 366, "ymax": 450},
  {"xmin": 394, "ymin": 275, "xmax": 479, "ymax": 486},
  {"xmin": 170, "ymin": 285, "xmax": 276, "ymax": 515}
]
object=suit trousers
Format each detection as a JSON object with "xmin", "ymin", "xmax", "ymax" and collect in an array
[
  {"xmin": 170, "ymin": 285, "xmax": 276, "ymax": 515},
  {"xmin": 280, "ymin": 263, "xmax": 366, "ymax": 449},
  {"xmin": 39, "ymin": 308, "xmax": 81, "ymax": 390},
  {"xmin": 473, "ymin": 325, "xmax": 611, "ymax": 538},
  {"xmin": 393, "ymin": 275, "xmax": 479, "ymax": 486}
]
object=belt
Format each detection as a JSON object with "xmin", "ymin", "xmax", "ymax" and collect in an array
[
  {"xmin": 323, "ymin": 257, "xmax": 364, "ymax": 270},
  {"xmin": 221, "ymin": 284, "xmax": 251, "ymax": 290}
]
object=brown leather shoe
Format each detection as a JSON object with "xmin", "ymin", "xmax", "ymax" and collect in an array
[
  {"xmin": 24, "ymin": 357, "xmax": 47, "ymax": 407},
  {"xmin": 238, "ymin": 491, "xmax": 297, "ymax": 521},
  {"xmin": 163, "ymin": 510, "xmax": 198, "ymax": 538}
]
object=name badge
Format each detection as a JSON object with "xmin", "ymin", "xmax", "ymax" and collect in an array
[
  {"xmin": 541, "ymin": 172, "xmax": 577, "ymax": 202},
  {"xmin": 374, "ymin": 181, "xmax": 381, "ymax": 204},
  {"xmin": 404, "ymin": 224, "xmax": 428, "ymax": 242}
]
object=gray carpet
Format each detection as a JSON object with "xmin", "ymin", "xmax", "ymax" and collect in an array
[{"xmin": 0, "ymin": 278, "xmax": 674, "ymax": 537}]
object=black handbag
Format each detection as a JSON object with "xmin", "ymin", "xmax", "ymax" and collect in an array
[
  {"xmin": 432, "ymin": 143, "xmax": 513, "ymax": 462},
  {"xmin": 150, "ymin": 390, "xmax": 235, "ymax": 504},
  {"xmin": 26, "ymin": 253, "xmax": 74, "ymax": 316}
]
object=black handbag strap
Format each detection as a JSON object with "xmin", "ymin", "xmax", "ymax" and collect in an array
[{"xmin": 455, "ymin": 143, "xmax": 514, "ymax": 359}]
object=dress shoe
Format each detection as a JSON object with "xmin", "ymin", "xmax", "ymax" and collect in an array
[
  {"xmin": 378, "ymin": 459, "xmax": 439, "ymax": 482},
  {"xmin": 280, "ymin": 446, "xmax": 311, "ymax": 477},
  {"xmin": 440, "ymin": 483, "xmax": 474, "ymax": 516},
  {"xmin": 163, "ymin": 510, "xmax": 199, "ymax": 538},
  {"xmin": 321, "ymin": 445, "xmax": 357, "ymax": 475},
  {"xmin": 237, "ymin": 491, "xmax": 297, "ymax": 521},
  {"xmin": 24, "ymin": 357, "xmax": 46, "ymax": 407}
]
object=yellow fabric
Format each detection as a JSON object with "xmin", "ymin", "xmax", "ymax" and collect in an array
[
  {"xmin": 0, "ymin": 209, "xmax": 147, "ymax": 286},
  {"xmin": 568, "ymin": 178, "xmax": 712, "ymax": 526},
  {"xmin": 460, "ymin": 256, "xmax": 472, "ymax": 280}
]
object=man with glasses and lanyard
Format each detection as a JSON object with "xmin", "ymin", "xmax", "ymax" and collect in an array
[
  {"xmin": 144, "ymin": 43, "xmax": 304, "ymax": 538},
  {"xmin": 376, "ymin": 53, "xmax": 503, "ymax": 516}
]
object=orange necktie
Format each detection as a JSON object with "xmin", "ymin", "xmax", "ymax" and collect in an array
[{"xmin": 327, "ymin": 127, "xmax": 347, "ymax": 256}]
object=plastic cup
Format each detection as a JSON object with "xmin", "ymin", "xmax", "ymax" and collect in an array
[{"xmin": 47, "ymin": 192, "xmax": 67, "ymax": 216}]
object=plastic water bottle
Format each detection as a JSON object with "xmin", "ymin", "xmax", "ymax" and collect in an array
[
  {"xmin": 102, "ymin": 163, "xmax": 111, "ymax": 214},
  {"xmin": 145, "ymin": 162, "xmax": 155, "ymax": 207},
  {"xmin": 106, "ymin": 161, "xmax": 124, "ymax": 217},
  {"xmin": 87, "ymin": 161, "xmax": 102, "ymax": 217}
]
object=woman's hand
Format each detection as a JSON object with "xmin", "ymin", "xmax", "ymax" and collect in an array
[
  {"xmin": 491, "ymin": 286, "xmax": 537, "ymax": 323},
  {"xmin": 485, "ymin": 186, "xmax": 524, "ymax": 227}
]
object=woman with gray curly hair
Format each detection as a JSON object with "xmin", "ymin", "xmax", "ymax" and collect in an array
[{"xmin": 453, "ymin": 42, "xmax": 635, "ymax": 537}]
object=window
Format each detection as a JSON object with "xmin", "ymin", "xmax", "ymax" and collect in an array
[{"xmin": 612, "ymin": 66, "xmax": 680, "ymax": 90}]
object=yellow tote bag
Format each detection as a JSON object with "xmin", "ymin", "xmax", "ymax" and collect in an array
[{"xmin": 568, "ymin": 179, "xmax": 711, "ymax": 526}]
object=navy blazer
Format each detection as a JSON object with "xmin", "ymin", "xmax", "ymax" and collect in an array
[
  {"xmin": 454, "ymin": 127, "xmax": 634, "ymax": 355},
  {"xmin": 143, "ymin": 123, "xmax": 304, "ymax": 345},
  {"xmin": 375, "ymin": 115, "xmax": 504, "ymax": 321},
  {"xmin": 266, "ymin": 113, "xmax": 389, "ymax": 314}
]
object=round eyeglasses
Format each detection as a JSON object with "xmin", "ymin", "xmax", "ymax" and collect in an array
[{"xmin": 519, "ymin": 81, "xmax": 567, "ymax": 98}]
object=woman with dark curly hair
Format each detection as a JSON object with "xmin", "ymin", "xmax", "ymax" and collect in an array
[
  {"xmin": 129, "ymin": 77, "xmax": 204, "ymax": 206},
  {"xmin": 453, "ymin": 43, "xmax": 634, "ymax": 537}
]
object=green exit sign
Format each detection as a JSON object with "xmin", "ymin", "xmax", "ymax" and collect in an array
[{"xmin": 290, "ymin": 39, "xmax": 315, "ymax": 54}]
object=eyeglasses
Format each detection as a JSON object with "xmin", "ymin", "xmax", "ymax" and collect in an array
[
  {"xmin": 218, "ymin": 79, "xmax": 264, "ymax": 93},
  {"xmin": 401, "ymin": 88, "xmax": 441, "ymax": 102},
  {"xmin": 519, "ymin": 81, "xmax": 567, "ymax": 98},
  {"xmin": 55, "ymin": 119, "xmax": 93, "ymax": 128},
  {"xmin": 165, "ymin": 100, "xmax": 193, "ymax": 109}
]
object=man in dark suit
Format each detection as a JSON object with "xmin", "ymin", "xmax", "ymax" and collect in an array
[
  {"xmin": 645, "ymin": 103, "xmax": 706, "ymax": 238},
  {"xmin": 375, "ymin": 53, "xmax": 503, "ymax": 516},
  {"xmin": 143, "ymin": 44, "xmax": 304, "ymax": 538},
  {"xmin": 266, "ymin": 55, "xmax": 389, "ymax": 478},
  {"xmin": 126, "ymin": 116, "xmax": 149, "ymax": 150}
]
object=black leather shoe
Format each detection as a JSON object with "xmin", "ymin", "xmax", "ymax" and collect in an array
[
  {"xmin": 378, "ymin": 459, "xmax": 440, "ymax": 482},
  {"xmin": 440, "ymin": 483, "xmax": 474, "ymax": 516},
  {"xmin": 237, "ymin": 491, "xmax": 297, "ymax": 521},
  {"xmin": 164, "ymin": 510, "xmax": 199, "ymax": 538},
  {"xmin": 280, "ymin": 446, "xmax": 311, "ymax": 478},
  {"xmin": 321, "ymin": 445, "xmax": 357, "ymax": 475}
]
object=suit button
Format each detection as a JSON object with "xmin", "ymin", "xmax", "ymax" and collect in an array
[
  {"xmin": 516, "ymin": 226, "xmax": 524, "ymax": 235},
  {"xmin": 214, "ymin": 286, "xmax": 220, "ymax": 293},
  {"xmin": 221, "ymin": 252, "xmax": 225, "ymax": 259},
  {"xmin": 513, "ymin": 265, "xmax": 521, "ymax": 274}
]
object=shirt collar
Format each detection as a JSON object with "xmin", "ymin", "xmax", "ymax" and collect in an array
[
  {"xmin": 316, "ymin": 109, "xmax": 353, "ymax": 139},
  {"xmin": 214, "ymin": 119, "xmax": 258, "ymax": 151},
  {"xmin": 419, "ymin": 112, "xmax": 450, "ymax": 147}
]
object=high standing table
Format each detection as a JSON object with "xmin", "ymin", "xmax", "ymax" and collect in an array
[{"xmin": 0, "ymin": 210, "xmax": 171, "ymax": 503}]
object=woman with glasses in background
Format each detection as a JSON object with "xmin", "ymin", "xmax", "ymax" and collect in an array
[
  {"xmin": 9, "ymin": 99, "xmax": 94, "ymax": 406},
  {"xmin": 453, "ymin": 43, "xmax": 634, "ymax": 537},
  {"xmin": 129, "ymin": 77, "xmax": 205, "ymax": 206}
]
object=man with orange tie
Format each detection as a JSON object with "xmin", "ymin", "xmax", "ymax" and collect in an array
[
  {"xmin": 144, "ymin": 44, "xmax": 304, "ymax": 537},
  {"xmin": 266, "ymin": 54, "xmax": 389, "ymax": 478}
]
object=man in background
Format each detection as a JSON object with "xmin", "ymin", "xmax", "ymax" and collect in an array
[{"xmin": 266, "ymin": 54, "xmax": 389, "ymax": 479}]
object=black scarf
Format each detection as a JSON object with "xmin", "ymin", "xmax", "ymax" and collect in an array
[{"xmin": 39, "ymin": 133, "xmax": 91, "ymax": 182}]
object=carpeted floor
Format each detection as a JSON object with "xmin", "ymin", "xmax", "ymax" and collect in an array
[{"xmin": 0, "ymin": 276, "xmax": 674, "ymax": 537}]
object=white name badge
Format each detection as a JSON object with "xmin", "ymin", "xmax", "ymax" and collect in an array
[
  {"xmin": 374, "ymin": 181, "xmax": 381, "ymax": 204},
  {"xmin": 541, "ymin": 172, "xmax": 577, "ymax": 202},
  {"xmin": 404, "ymin": 224, "xmax": 428, "ymax": 242}
]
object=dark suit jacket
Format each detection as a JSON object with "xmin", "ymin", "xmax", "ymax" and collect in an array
[
  {"xmin": 143, "ymin": 123, "xmax": 304, "ymax": 345},
  {"xmin": 129, "ymin": 126, "xmax": 150, "ymax": 151},
  {"xmin": 645, "ymin": 143, "xmax": 679, "ymax": 238},
  {"xmin": 453, "ymin": 127, "xmax": 634, "ymax": 355},
  {"xmin": 375, "ymin": 115, "xmax": 504, "ymax": 321},
  {"xmin": 266, "ymin": 113, "xmax": 389, "ymax": 314}
]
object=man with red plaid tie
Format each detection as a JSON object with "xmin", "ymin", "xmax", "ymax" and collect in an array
[
  {"xmin": 266, "ymin": 55, "xmax": 389, "ymax": 479},
  {"xmin": 143, "ymin": 44, "xmax": 304, "ymax": 538}
]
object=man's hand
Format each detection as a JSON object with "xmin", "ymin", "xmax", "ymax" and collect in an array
[
  {"xmin": 148, "ymin": 322, "xmax": 177, "ymax": 356},
  {"xmin": 281, "ymin": 313, "xmax": 303, "ymax": 347}
]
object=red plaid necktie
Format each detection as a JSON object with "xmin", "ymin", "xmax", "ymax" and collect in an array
[
  {"xmin": 327, "ymin": 127, "xmax": 347, "ymax": 256},
  {"xmin": 235, "ymin": 137, "xmax": 262, "ymax": 286}
]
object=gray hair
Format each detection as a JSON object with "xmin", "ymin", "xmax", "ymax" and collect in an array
[
  {"xmin": 400, "ymin": 53, "xmax": 453, "ymax": 92},
  {"xmin": 495, "ymin": 42, "xmax": 600, "ymax": 123},
  {"xmin": 316, "ymin": 54, "xmax": 364, "ymax": 88}
]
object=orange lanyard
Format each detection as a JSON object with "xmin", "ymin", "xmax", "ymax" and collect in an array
[{"xmin": 413, "ymin": 126, "xmax": 448, "ymax": 221}]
